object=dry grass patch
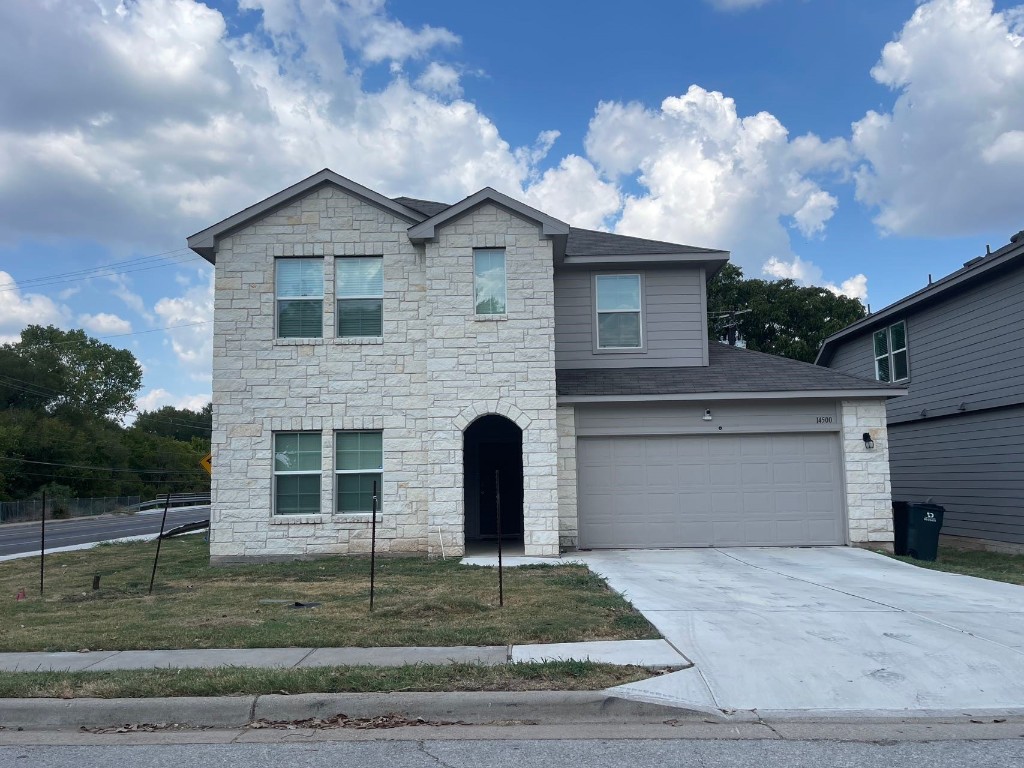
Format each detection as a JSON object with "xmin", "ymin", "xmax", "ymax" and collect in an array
[
  {"xmin": 0, "ymin": 537, "xmax": 657, "ymax": 651},
  {"xmin": 0, "ymin": 662, "xmax": 655, "ymax": 699}
]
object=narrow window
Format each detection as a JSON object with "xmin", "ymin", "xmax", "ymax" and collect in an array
[
  {"xmin": 474, "ymin": 249, "xmax": 507, "ymax": 315},
  {"xmin": 276, "ymin": 259, "xmax": 323, "ymax": 338},
  {"xmin": 596, "ymin": 274, "xmax": 642, "ymax": 349},
  {"xmin": 337, "ymin": 257, "xmax": 383, "ymax": 337},
  {"xmin": 273, "ymin": 433, "xmax": 321, "ymax": 515},
  {"xmin": 336, "ymin": 431, "xmax": 383, "ymax": 514},
  {"xmin": 874, "ymin": 321, "xmax": 909, "ymax": 382}
]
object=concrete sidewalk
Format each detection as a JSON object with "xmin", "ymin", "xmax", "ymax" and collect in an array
[{"xmin": 0, "ymin": 639, "xmax": 689, "ymax": 673}]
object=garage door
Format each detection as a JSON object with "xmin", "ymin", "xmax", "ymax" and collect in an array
[{"xmin": 578, "ymin": 433, "xmax": 844, "ymax": 548}]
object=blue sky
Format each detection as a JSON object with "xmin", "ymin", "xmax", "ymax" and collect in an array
[{"xmin": 1, "ymin": 0, "xmax": 1022, "ymax": 414}]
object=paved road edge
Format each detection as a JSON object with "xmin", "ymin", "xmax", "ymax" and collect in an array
[{"xmin": 0, "ymin": 691, "xmax": 707, "ymax": 730}]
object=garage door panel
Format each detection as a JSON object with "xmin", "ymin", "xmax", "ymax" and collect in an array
[{"xmin": 579, "ymin": 433, "xmax": 844, "ymax": 548}]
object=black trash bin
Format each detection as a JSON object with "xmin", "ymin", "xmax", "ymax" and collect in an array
[{"xmin": 904, "ymin": 503, "xmax": 944, "ymax": 561}]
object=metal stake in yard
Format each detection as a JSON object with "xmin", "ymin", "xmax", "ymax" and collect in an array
[
  {"xmin": 39, "ymin": 490, "xmax": 46, "ymax": 596},
  {"xmin": 496, "ymin": 469, "xmax": 503, "ymax": 608},
  {"xmin": 148, "ymin": 492, "xmax": 171, "ymax": 596},
  {"xmin": 369, "ymin": 480, "xmax": 378, "ymax": 612}
]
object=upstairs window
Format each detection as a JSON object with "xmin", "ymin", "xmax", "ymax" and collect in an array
[
  {"xmin": 474, "ymin": 249, "xmax": 507, "ymax": 315},
  {"xmin": 874, "ymin": 320, "xmax": 909, "ymax": 382},
  {"xmin": 273, "ymin": 432, "xmax": 322, "ymax": 515},
  {"xmin": 336, "ymin": 431, "xmax": 383, "ymax": 514},
  {"xmin": 337, "ymin": 257, "xmax": 383, "ymax": 337},
  {"xmin": 276, "ymin": 259, "xmax": 323, "ymax": 338},
  {"xmin": 596, "ymin": 274, "xmax": 642, "ymax": 349}
]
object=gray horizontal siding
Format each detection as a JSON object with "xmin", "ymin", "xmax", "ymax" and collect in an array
[
  {"xmin": 826, "ymin": 335, "xmax": 875, "ymax": 381},
  {"xmin": 575, "ymin": 399, "xmax": 840, "ymax": 437},
  {"xmin": 554, "ymin": 267, "xmax": 706, "ymax": 369},
  {"xmin": 888, "ymin": 406, "xmax": 1024, "ymax": 546},
  {"xmin": 826, "ymin": 263, "xmax": 1024, "ymax": 423}
]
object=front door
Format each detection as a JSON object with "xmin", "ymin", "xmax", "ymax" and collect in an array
[{"xmin": 477, "ymin": 441, "xmax": 523, "ymax": 537}]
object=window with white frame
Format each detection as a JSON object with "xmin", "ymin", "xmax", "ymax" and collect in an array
[
  {"xmin": 874, "ymin": 320, "xmax": 909, "ymax": 382},
  {"xmin": 473, "ymin": 249, "xmax": 507, "ymax": 315},
  {"xmin": 336, "ymin": 257, "xmax": 383, "ymax": 336},
  {"xmin": 276, "ymin": 259, "xmax": 323, "ymax": 338},
  {"xmin": 335, "ymin": 431, "xmax": 383, "ymax": 514},
  {"xmin": 595, "ymin": 274, "xmax": 642, "ymax": 349},
  {"xmin": 273, "ymin": 433, "xmax": 322, "ymax": 515}
]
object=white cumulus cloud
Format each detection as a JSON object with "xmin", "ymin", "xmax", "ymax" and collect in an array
[
  {"xmin": 763, "ymin": 256, "xmax": 868, "ymax": 301},
  {"xmin": 583, "ymin": 86, "xmax": 845, "ymax": 269},
  {"xmin": 852, "ymin": 0, "xmax": 1024, "ymax": 236},
  {"xmin": 135, "ymin": 387, "xmax": 210, "ymax": 413},
  {"xmin": 153, "ymin": 274, "xmax": 214, "ymax": 383},
  {"xmin": 79, "ymin": 312, "xmax": 132, "ymax": 335},
  {"xmin": 0, "ymin": 271, "xmax": 69, "ymax": 343}
]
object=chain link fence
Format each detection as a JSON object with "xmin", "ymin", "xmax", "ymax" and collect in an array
[{"xmin": 0, "ymin": 496, "xmax": 142, "ymax": 524}]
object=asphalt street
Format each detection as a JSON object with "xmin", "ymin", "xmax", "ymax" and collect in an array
[
  {"xmin": 0, "ymin": 507, "xmax": 210, "ymax": 557},
  {"xmin": 1, "ymin": 737, "xmax": 1022, "ymax": 768}
]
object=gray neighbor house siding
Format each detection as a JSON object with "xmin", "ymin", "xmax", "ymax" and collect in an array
[{"xmin": 817, "ymin": 231, "xmax": 1024, "ymax": 552}]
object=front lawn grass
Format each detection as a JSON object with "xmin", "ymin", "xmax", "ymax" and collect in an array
[
  {"xmin": 0, "ymin": 537, "xmax": 658, "ymax": 651},
  {"xmin": 888, "ymin": 545, "xmax": 1024, "ymax": 585},
  {"xmin": 0, "ymin": 661, "xmax": 655, "ymax": 699}
]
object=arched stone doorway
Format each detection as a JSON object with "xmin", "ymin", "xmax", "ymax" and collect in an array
[{"xmin": 463, "ymin": 414, "xmax": 524, "ymax": 546}]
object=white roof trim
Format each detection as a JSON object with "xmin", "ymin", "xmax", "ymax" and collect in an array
[{"xmin": 407, "ymin": 187, "xmax": 569, "ymax": 242}]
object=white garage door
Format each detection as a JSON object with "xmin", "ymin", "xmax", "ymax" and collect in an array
[{"xmin": 578, "ymin": 433, "xmax": 844, "ymax": 548}]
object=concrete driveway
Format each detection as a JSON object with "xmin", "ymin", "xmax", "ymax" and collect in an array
[{"xmin": 580, "ymin": 547, "xmax": 1024, "ymax": 715}]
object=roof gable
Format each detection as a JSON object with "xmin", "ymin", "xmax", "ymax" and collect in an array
[
  {"xmin": 406, "ymin": 187, "xmax": 570, "ymax": 242},
  {"xmin": 187, "ymin": 169, "xmax": 426, "ymax": 263}
]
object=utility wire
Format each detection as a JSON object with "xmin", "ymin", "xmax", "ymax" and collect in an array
[
  {"xmin": 0, "ymin": 456, "xmax": 207, "ymax": 475},
  {"xmin": 0, "ymin": 248, "xmax": 205, "ymax": 293}
]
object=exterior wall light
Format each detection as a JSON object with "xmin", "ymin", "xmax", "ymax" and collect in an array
[
  {"xmin": 702, "ymin": 409, "xmax": 713, "ymax": 422},
  {"xmin": 862, "ymin": 432, "xmax": 875, "ymax": 450}
]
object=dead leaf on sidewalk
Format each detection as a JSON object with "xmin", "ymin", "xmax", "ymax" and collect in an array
[{"xmin": 248, "ymin": 713, "xmax": 467, "ymax": 730}]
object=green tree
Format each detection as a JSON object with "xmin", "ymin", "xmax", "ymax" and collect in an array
[
  {"xmin": 2, "ymin": 325, "xmax": 143, "ymax": 421},
  {"xmin": 132, "ymin": 403, "xmax": 211, "ymax": 442},
  {"xmin": 707, "ymin": 264, "xmax": 866, "ymax": 363}
]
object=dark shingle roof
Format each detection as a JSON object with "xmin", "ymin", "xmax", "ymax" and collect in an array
[
  {"xmin": 557, "ymin": 343, "xmax": 902, "ymax": 397},
  {"xmin": 389, "ymin": 197, "xmax": 724, "ymax": 258},
  {"xmin": 565, "ymin": 227, "xmax": 723, "ymax": 257},
  {"xmin": 391, "ymin": 197, "xmax": 449, "ymax": 217}
]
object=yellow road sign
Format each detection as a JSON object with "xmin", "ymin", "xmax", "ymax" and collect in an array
[{"xmin": 200, "ymin": 453, "xmax": 212, "ymax": 476}]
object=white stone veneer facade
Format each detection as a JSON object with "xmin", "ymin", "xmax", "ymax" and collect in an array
[
  {"xmin": 841, "ymin": 399, "xmax": 895, "ymax": 546},
  {"xmin": 210, "ymin": 186, "xmax": 559, "ymax": 562}
]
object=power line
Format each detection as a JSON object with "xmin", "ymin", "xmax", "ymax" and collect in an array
[
  {"xmin": 0, "ymin": 375, "xmax": 211, "ymax": 433},
  {"xmin": 0, "ymin": 456, "xmax": 207, "ymax": 475},
  {"xmin": 0, "ymin": 248, "xmax": 205, "ymax": 294}
]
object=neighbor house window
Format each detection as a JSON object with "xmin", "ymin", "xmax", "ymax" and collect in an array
[
  {"xmin": 474, "ymin": 249, "xmax": 507, "ymax": 315},
  {"xmin": 337, "ymin": 257, "xmax": 383, "ymax": 336},
  {"xmin": 276, "ymin": 259, "xmax": 323, "ymax": 338},
  {"xmin": 874, "ymin": 320, "xmax": 909, "ymax": 382},
  {"xmin": 596, "ymin": 274, "xmax": 642, "ymax": 349},
  {"xmin": 336, "ymin": 431, "xmax": 383, "ymax": 514},
  {"xmin": 273, "ymin": 433, "xmax": 322, "ymax": 515}
]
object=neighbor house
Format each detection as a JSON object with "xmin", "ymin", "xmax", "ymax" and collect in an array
[
  {"xmin": 188, "ymin": 169, "xmax": 901, "ymax": 563},
  {"xmin": 817, "ymin": 229, "xmax": 1024, "ymax": 554}
]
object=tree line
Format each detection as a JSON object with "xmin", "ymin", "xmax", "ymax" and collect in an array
[{"xmin": 0, "ymin": 325, "xmax": 211, "ymax": 502}]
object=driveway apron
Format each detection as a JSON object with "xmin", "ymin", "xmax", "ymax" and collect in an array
[{"xmin": 581, "ymin": 547, "xmax": 1024, "ymax": 713}]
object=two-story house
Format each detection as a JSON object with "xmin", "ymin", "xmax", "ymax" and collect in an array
[
  {"xmin": 188, "ymin": 169, "xmax": 899, "ymax": 563},
  {"xmin": 817, "ymin": 230, "xmax": 1024, "ymax": 554}
]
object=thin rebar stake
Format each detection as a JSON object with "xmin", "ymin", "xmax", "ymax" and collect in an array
[
  {"xmin": 148, "ymin": 492, "xmax": 171, "ymax": 595},
  {"xmin": 496, "ymin": 469, "xmax": 503, "ymax": 608},
  {"xmin": 39, "ymin": 491, "xmax": 46, "ymax": 596},
  {"xmin": 370, "ymin": 480, "xmax": 378, "ymax": 611}
]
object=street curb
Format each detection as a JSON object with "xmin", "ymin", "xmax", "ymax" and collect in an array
[{"xmin": 0, "ymin": 692, "xmax": 707, "ymax": 730}]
